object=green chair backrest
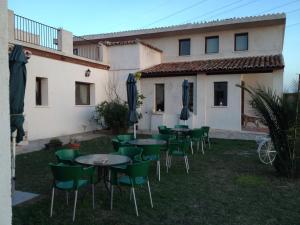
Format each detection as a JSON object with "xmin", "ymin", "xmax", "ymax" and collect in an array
[
  {"xmin": 126, "ymin": 161, "xmax": 150, "ymax": 179},
  {"xmin": 190, "ymin": 128, "xmax": 204, "ymax": 139},
  {"xmin": 141, "ymin": 145, "xmax": 161, "ymax": 160},
  {"xmin": 168, "ymin": 139, "xmax": 190, "ymax": 154},
  {"xmin": 158, "ymin": 125, "xmax": 167, "ymax": 132},
  {"xmin": 116, "ymin": 134, "xmax": 134, "ymax": 142},
  {"xmin": 55, "ymin": 149, "xmax": 80, "ymax": 163},
  {"xmin": 202, "ymin": 126, "xmax": 210, "ymax": 137},
  {"xmin": 152, "ymin": 133, "xmax": 176, "ymax": 141},
  {"xmin": 158, "ymin": 126, "xmax": 172, "ymax": 135},
  {"xmin": 117, "ymin": 146, "xmax": 143, "ymax": 161},
  {"xmin": 111, "ymin": 138, "xmax": 120, "ymax": 151},
  {"xmin": 175, "ymin": 125, "xmax": 189, "ymax": 129},
  {"xmin": 49, "ymin": 163, "xmax": 83, "ymax": 189}
]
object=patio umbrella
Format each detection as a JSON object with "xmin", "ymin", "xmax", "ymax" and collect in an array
[
  {"xmin": 9, "ymin": 45, "xmax": 27, "ymax": 188},
  {"xmin": 180, "ymin": 79, "xmax": 190, "ymax": 124},
  {"xmin": 126, "ymin": 73, "xmax": 138, "ymax": 138}
]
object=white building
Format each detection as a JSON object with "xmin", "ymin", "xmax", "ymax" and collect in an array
[
  {"xmin": 8, "ymin": 11, "xmax": 285, "ymax": 142},
  {"xmin": 76, "ymin": 14, "xmax": 285, "ymax": 132}
]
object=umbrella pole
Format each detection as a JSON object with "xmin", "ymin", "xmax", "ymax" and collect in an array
[
  {"xmin": 11, "ymin": 130, "xmax": 17, "ymax": 193},
  {"xmin": 134, "ymin": 123, "xmax": 137, "ymax": 139}
]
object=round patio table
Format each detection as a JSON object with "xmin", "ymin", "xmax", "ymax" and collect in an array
[
  {"xmin": 75, "ymin": 154, "xmax": 131, "ymax": 192},
  {"xmin": 171, "ymin": 128, "xmax": 191, "ymax": 139},
  {"xmin": 128, "ymin": 138, "xmax": 166, "ymax": 146}
]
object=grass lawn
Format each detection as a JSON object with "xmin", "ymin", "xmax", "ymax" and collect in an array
[{"xmin": 13, "ymin": 136, "xmax": 300, "ymax": 225}]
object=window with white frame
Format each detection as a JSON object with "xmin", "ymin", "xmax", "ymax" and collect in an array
[
  {"xmin": 235, "ymin": 33, "xmax": 248, "ymax": 51},
  {"xmin": 214, "ymin": 82, "xmax": 228, "ymax": 106},
  {"xmin": 179, "ymin": 39, "xmax": 191, "ymax": 56},
  {"xmin": 205, "ymin": 36, "xmax": 219, "ymax": 54},
  {"xmin": 155, "ymin": 83, "xmax": 165, "ymax": 112},
  {"xmin": 35, "ymin": 77, "xmax": 48, "ymax": 106},
  {"xmin": 75, "ymin": 82, "xmax": 92, "ymax": 105}
]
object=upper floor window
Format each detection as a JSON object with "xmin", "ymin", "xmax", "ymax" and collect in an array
[
  {"xmin": 179, "ymin": 39, "xmax": 190, "ymax": 56},
  {"xmin": 36, "ymin": 77, "xmax": 48, "ymax": 106},
  {"xmin": 155, "ymin": 83, "xmax": 165, "ymax": 112},
  {"xmin": 214, "ymin": 82, "xmax": 228, "ymax": 106},
  {"xmin": 205, "ymin": 36, "xmax": 219, "ymax": 54},
  {"xmin": 189, "ymin": 83, "xmax": 194, "ymax": 112},
  {"xmin": 75, "ymin": 82, "xmax": 91, "ymax": 105},
  {"xmin": 235, "ymin": 33, "xmax": 248, "ymax": 51}
]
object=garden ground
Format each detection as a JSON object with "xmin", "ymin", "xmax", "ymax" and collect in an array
[{"xmin": 13, "ymin": 136, "xmax": 300, "ymax": 225}]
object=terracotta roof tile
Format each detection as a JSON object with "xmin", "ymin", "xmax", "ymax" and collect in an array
[{"xmin": 141, "ymin": 55, "xmax": 284, "ymax": 77}]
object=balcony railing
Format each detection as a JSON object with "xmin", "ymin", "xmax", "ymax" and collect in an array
[
  {"xmin": 14, "ymin": 14, "xmax": 59, "ymax": 51},
  {"xmin": 73, "ymin": 35, "xmax": 101, "ymax": 61}
]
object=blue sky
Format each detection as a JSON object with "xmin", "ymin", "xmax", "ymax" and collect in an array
[{"xmin": 9, "ymin": 0, "xmax": 300, "ymax": 89}]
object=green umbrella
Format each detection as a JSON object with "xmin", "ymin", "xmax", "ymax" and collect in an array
[
  {"xmin": 126, "ymin": 73, "xmax": 138, "ymax": 138},
  {"xmin": 9, "ymin": 45, "xmax": 27, "ymax": 186},
  {"xmin": 9, "ymin": 45, "xmax": 27, "ymax": 143},
  {"xmin": 180, "ymin": 79, "xmax": 190, "ymax": 123}
]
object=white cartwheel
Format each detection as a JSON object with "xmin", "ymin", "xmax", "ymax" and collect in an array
[{"xmin": 256, "ymin": 137, "xmax": 277, "ymax": 165}]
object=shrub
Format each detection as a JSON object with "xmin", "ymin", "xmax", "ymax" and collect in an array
[
  {"xmin": 237, "ymin": 85, "xmax": 300, "ymax": 178},
  {"xmin": 95, "ymin": 100, "xmax": 129, "ymax": 134}
]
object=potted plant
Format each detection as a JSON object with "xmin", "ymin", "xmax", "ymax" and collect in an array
[
  {"xmin": 68, "ymin": 137, "xmax": 80, "ymax": 149},
  {"xmin": 45, "ymin": 138, "xmax": 63, "ymax": 150}
]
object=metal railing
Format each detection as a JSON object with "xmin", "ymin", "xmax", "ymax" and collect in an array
[
  {"xmin": 73, "ymin": 35, "xmax": 101, "ymax": 61},
  {"xmin": 14, "ymin": 14, "xmax": 59, "ymax": 51}
]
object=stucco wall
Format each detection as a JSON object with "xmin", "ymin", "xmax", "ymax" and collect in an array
[
  {"xmin": 242, "ymin": 70, "xmax": 284, "ymax": 116},
  {"xmin": 204, "ymin": 74, "xmax": 242, "ymax": 131},
  {"xmin": 139, "ymin": 44, "xmax": 162, "ymax": 69},
  {"xmin": 139, "ymin": 76, "xmax": 197, "ymax": 130},
  {"xmin": 140, "ymin": 74, "xmax": 242, "ymax": 131},
  {"xmin": 143, "ymin": 24, "xmax": 284, "ymax": 62},
  {"xmin": 0, "ymin": 1, "xmax": 12, "ymax": 224},
  {"xmin": 24, "ymin": 55, "xmax": 109, "ymax": 141}
]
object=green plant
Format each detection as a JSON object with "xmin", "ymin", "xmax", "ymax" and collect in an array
[
  {"xmin": 95, "ymin": 100, "xmax": 129, "ymax": 132},
  {"xmin": 237, "ymin": 84, "xmax": 300, "ymax": 178},
  {"xmin": 137, "ymin": 91, "xmax": 146, "ymax": 119}
]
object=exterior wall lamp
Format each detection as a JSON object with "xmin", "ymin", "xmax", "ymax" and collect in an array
[{"xmin": 85, "ymin": 69, "xmax": 91, "ymax": 77}]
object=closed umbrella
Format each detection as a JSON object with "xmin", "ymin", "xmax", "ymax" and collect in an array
[
  {"xmin": 180, "ymin": 79, "xmax": 190, "ymax": 124},
  {"xmin": 9, "ymin": 45, "xmax": 27, "ymax": 189},
  {"xmin": 126, "ymin": 73, "xmax": 138, "ymax": 138}
]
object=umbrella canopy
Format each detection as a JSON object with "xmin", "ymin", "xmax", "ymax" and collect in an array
[
  {"xmin": 126, "ymin": 73, "xmax": 138, "ymax": 125},
  {"xmin": 180, "ymin": 79, "xmax": 190, "ymax": 121},
  {"xmin": 9, "ymin": 45, "xmax": 27, "ymax": 143}
]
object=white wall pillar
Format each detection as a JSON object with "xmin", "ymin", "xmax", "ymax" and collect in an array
[
  {"xmin": 0, "ymin": 1, "xmax": 12, "ymax": 224},
  {"xmin": 7, "ymin": 9, "xmax": 14, "ymax": 42},
  {"xmin": 57, "ymin": 29, "xmax": 73, "ymax": 55}
]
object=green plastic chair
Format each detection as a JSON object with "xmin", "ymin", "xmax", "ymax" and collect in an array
[
  {"xmin": 158, "ymin": 126, "xmax": 172, "ymax": 135},
  {"xmin": 141, "ymin": 145, "xmax": 161, "ymax": 181},
  {"xmin": 55, "ymin": 149, "xmax": 82, "ymax": 165},
  {"xmin": 174, "ymin": 124, "xmax": 189, "ymax": 129},
  {"xmin": 49, "ymin": 163, "xmax": 95, "ymax": 222},
  {"xmin": 110, "ymin": 161, "xmax": 153, "ymax": 216},
  {"xmin": 202, "ymin": 126, "xmax": 211, "ymax": 149},
  {"xmin": 167, "ymin": 139, "xmax": 190, "ymax": 174},
  {"xmin": 116, "ymin": 134, "xmax": 134, "ymax": 142},
  {"xmin": 152, "ymin": 134, "xmax": 175, "ymax": 168},
  {"xmin": 111, "ymin": 138, "xmax": 120, "ymax": 151},
  {"xmin": 190, "ymin": 128, "xmax": 205, "ymax": 154}
]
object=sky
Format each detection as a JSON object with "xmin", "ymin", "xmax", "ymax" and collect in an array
[{"xmin": 8, "ymin": 0, "xmax": 300, "ymax": 89}]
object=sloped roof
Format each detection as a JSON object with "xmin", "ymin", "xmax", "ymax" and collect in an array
[
  {"xmin": 81, "ymin": 14, "xmax": 285, "ymax": 41},
  {"xmin": 101, "ymin": 40, "xmax": 163, "ymax": 52},
  {"xmin": 141, "ymin": 55, "xmax": 284, "ymax": 77}
]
